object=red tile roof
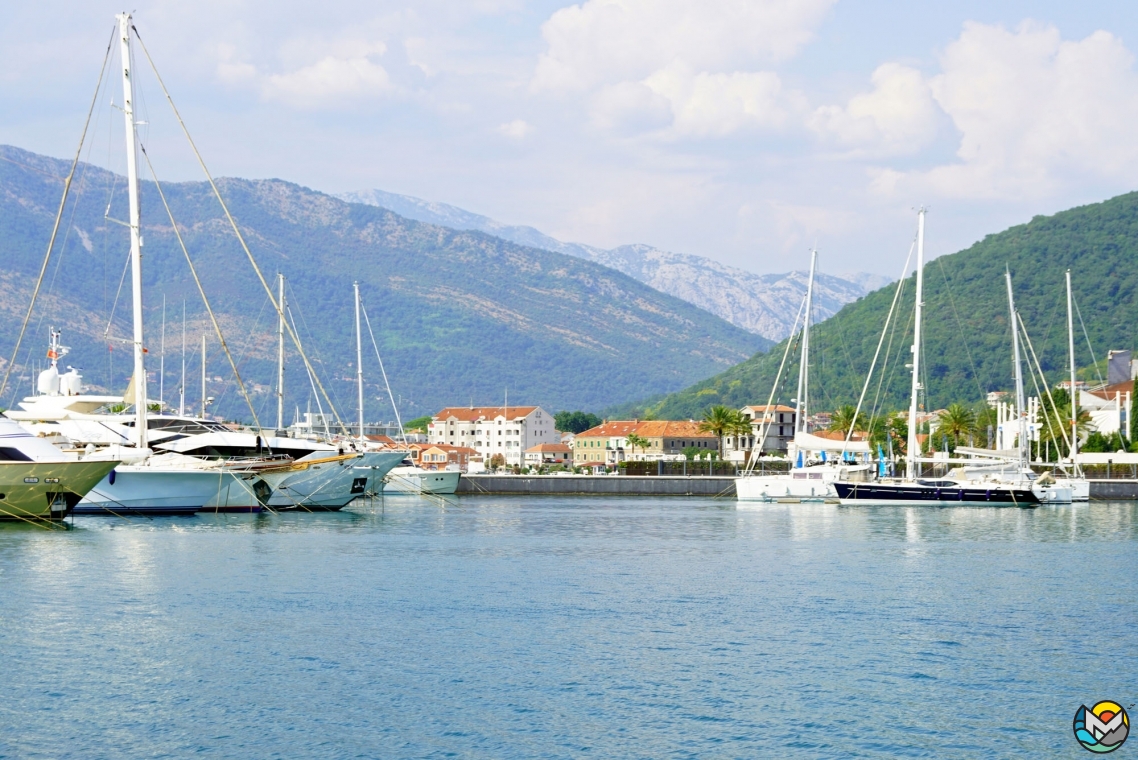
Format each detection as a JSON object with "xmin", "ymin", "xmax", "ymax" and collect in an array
[
  {"xmin": 526, "ymin": 443, "xmax": 572, "ymax": 453},
  {"xmin": 576, "ymin": 420, "xmax": 717, "ymax": 439},
  {"xmin": 433, "ymin": 406, "xmax": 538, "ymax": 422}
]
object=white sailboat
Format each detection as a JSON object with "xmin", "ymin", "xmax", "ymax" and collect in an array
[{"xmin": 736, "ymin": 251, "xmax": 873, "ymax": 502}]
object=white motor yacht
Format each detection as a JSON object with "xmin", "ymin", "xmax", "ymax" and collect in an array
[
  {"xmin": 384, "ymin": 464, "xmax": 462, "ymax": 495},
  {"xmin": 0, "ymin": 416, "xmax": 119, "ymax": 520}
]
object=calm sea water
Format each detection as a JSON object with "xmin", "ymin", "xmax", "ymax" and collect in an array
[{"xmin": 0, "ymin": 497, "xmax": 1134, "ymax": 758}]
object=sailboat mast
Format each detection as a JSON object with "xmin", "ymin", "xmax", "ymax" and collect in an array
[
  {"xmin": 277, "ymin": 273, "xmax": 285, "ymax": 431},
  {"xmin": 179, "ymin": 300, "xmax": 186, "ymax": 416},
  {"xmin": 201, "ymin": 334, "xmax": 207, "ymax": 418},
  {"xmin": 354, "ymin": 281, "xmax": 364, "ymax": 440},
  {"xmin": 795, "ymin": 250, "xmax": 816, "ymax": 435},
  {"xmin": 160, "ymin": 294, "xmax": 165, "ymax": 407},
  {"xmin": 906, "ymin": 208, "xmax": 926, "ymax": 480},
  {"xmin": 117, "ymin": 12, "xmax": 148, "ymax": 449},
  {"xmin": 1006, "ymin": 270, "xmax": 1028, "ymax": 467},
  {"xmin": 1066, "ymin": 270, "xmax": 1078, "ymax": 464}
]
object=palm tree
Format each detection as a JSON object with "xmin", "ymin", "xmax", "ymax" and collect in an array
[
  {"xmin": 828, "ymin": 405, "xmax": 867, "ymax": 436},
  {"xmin": 700, "ymin": 404, "xmax": 740, "ymax": 460},
  {"xmin": 625, "ymin": 432, "xmax": 649, "ymax": 461},
  {"xmin": 937, "ymin": 403, "xmax": 975, "ymax": 449}
]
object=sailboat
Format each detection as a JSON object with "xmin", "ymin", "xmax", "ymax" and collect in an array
[
  {"xmin": 10, "ymin": 14, "xmax": 270, "ymax": 515},
  {"xmin": 736, "ymin": 251, "xmax": 874, "ymax": 502},
  {"xmin": 834, "ymin": 211, "xmax": 1067, "ymax": 506}
]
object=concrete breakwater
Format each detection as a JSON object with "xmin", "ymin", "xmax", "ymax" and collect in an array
[
  {"xmin": 457, "ymin": 474, "xmax": 737, "ymax": 496},
  {"xmin": 455, "ymin": 475, "xmax": 1138, "ymax": 499}
]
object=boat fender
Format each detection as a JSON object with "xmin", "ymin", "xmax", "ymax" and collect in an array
[{"xmin": 109, "ymin": 469, "xmax": 116, "ymax": 485}]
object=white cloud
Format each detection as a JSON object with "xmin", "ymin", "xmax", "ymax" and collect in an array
[
  {"xmin": 809, "ymin": 63, "xmax": 939, "ymax": 154},
  {"xmin": 262, "ymin": 41, "xmax": 392, "ymax": 108},
  {"xmin": 497, "ymin": 119, "xmax": 533, "ymax": 138},
  {"xmin": 642, "ymin": 61, "xmax": 802, "ymax": 137},
  {"xmin": 533, "ymin": 0, "xmax": 835, "ymax": 92},
  {"xmin": 895, "ymin": 22, "xmax": 1138, "ymax": 198}
]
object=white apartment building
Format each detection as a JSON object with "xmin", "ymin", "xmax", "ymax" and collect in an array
[{"xmin": 428, "ymin": 405, "xmax": 559, "ymax": 466}]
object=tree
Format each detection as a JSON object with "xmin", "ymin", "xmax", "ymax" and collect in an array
[
  {"xmin": 625, "ymin": 432, "xmax": 650, "ymax": 460},
  {"xmin": 554, "ymin": 410, "xmax": 601, "ymax": 434},
  {"xmin": 936, "ymin": 403, "xmax": 976, "ymax": 450},
  {"xmin": 828, "ymin": 405, "xmax": 867, "ymax": 436},
  {"xmin": 700, "ymin": 404, "xmax": 741, "ymax": 459},
  {"xmin": 489, "ymin": 453, "xmax": 506, "ymax": 470},
  {"xmin": 404, "ymin": 415, "xmax": 431, "ymax": 432}
]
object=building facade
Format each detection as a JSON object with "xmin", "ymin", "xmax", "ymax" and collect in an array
[
  {"xmin": 428, "ymin": 406, "xmax": 559, "ymax": 466},
  {"xmin": 524, "ymin": 443, "xmax": 573, "ymax": 465},
  {"xmin": 727, "ymin": 405, "xmax": 799, "ymax": 461},
  {"xmin": 573, "ymin": 420, "xmax": 719, "ymax": 464}
]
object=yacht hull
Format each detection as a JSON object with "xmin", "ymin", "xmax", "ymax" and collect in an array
[
  {"xmin": 76, "ymin": 467, "xmax": 265, "ymax": 516},
  {"xmin": 384, "ymin": 467, "xmax": 461, "ymax": 495},
  {"xmin": 735, "ymin": 475, "xmax": 834, "ymax": 502},
  {"xmin": 834, "ymin": 481, "xmax": 1040, "ymax": 506},
  {"xmin": 268, "ymin": 451, "xmax": 405, "ymax": 510},
  {"xmin": 0, "ymin": 460, "xmax": 119, "ymax": 520}
]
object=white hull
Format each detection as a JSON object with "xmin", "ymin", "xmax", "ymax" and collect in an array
[
  {"xmin": 76, "ymin": 466, "xmax": 265, "ymax": 515},
  {"xmin": 268, "ymin": 451, "xmax": 404, "ymax": 509},
  {"xmin": 384, "ymin": 467, "xmax": 461, "ymax": 495},
  {"xmin": 736, "ymin": 463, "xmax": 871, "ymax": 502},
  {"xmin": 736, "ymin": 474, "xmax": 834, "ymax": 502}
]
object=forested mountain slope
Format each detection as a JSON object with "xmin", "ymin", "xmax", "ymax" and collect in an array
[
  {"xmin": 0, "ymin": 145, "xmax": 768, "ymax": 422},
  {"xmin": 628, "ymin": 193, "xmax": 1138, "ymax": 420}
]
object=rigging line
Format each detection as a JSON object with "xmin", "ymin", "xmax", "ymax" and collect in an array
[
  {"xmin": 131, "ymin": 25, "xmax": 348, "ymax": 436},
  {"xmin": 868, "ymin": 276, "xmax": 907, "ymax": 427},
  {"xmin": 1072, "ymin": 294, "xmax": 1104, "ymax": 386},
  {"xmin": 1017, "ymin": 310, "xmax": 1072, "ymax": 452},
  {"xmin": 935, "ymin": 256, "xmax": 985, "ymax": 402},
  {"xmin": 743, "ymin": 291, "xmax": 807, "ymax": 475},
  {"xmin": 0, "ymin": 25, "xmax": 116, "ymax": 399},
  {"xmin": 0, "ymin": 154, "xmax": 66, "ymax": 180},
  {"xmin": 139, "ymin": 143, "xmax": 262, "ymax": 429},
  {"xmin": 285, "ymin": 279, "xmax": 348, "ymax": 419},
  {"xmin": 103, "ymin": 245, "xmax": 133, "ymax": 341},
  {"xmin": 845, "ymin": 241, "xmax": 914, "ymax": 448},
  {"xmin": 288, "ymin": 304, "xmax": 328, "ymax": 438},
  {"xmin": 360, "ymin": 302, "xmax": 406, "ymax": 442},
  {"xmin": 208, "ymin": 292, "xmax": 270, "ymax": 414}
]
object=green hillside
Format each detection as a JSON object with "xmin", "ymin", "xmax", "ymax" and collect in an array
[
  {"xmin": 629, "ymin": 193, "xmax": 1138, "ymax": 420},
  {"xmin": 0, "ymin": 146, "xmax": 768, "ymax": 423}
]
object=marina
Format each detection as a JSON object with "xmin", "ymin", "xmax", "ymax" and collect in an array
[{"xmin": 1, "ymin": 496, "xmax": 1133, "ymax": 756}]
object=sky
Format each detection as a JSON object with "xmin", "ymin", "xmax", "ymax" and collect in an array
[{"xmin": 2, "ymin": 0, "xmax": 1137, "ymax": 277}]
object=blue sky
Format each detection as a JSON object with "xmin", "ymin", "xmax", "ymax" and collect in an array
[{"xmin": 2, "ymin": 1, "xmax": 1137, "ymax": 277}]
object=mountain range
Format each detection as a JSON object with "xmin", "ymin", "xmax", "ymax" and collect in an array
[
  {"xmin": 627, "ymin": 192, "xmax": 1138, "ymax": 421},
  {"xmin": 339, "ymin": 189, "xmax": 890, "ymax": 340},
  {"xmin": 0, "ymin": 145, "xmax": 768, "ymax": 422}
]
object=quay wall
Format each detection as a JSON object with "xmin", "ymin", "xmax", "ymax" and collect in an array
[
  {"xmin": 455, "ymin": 475, "xmax": 1138, "ymax": 499},
  {"xmin": 457, "ymin": 475, "xmax": 737, "ymax": 496},
  {"xmin": 1089, "ymin": 480, "xmax": 1138, "ymax": 499}
]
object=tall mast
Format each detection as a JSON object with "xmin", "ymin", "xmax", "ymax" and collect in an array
[
  {"xmin": 160, "ymin": 294, "xmax": 165, "ymax": 407},
  {"xmin": 795, "ymin": 250, "xmax": 817, "ymax": 435},
  {"xmin": 179, "ymin": 300, "xmax": 185, "ymax": 416},
  {"xmin": 354, "ymin": 281, "xmax": 364, "ymax": 440},
  {"xmin": 1006, "ymin": 270, "xmax": 1028, "ymax": 467},
  {"xmin": 1066, "ymin": 270, "xmax": 1081, "ymax": 468},
  {"xmin": 906, "ymin": 208, "xmax": 926, "ymax": 480},
  {"xmin": 118, "ymin": 12, "xmax": 148, "ymax": 448},
  {"xmin": 201, "ymin": 334, "xmax": 207, "ymax": 418},
  {"xmin": 277, "ymin": 273, "xmax": 286, "ymax": 431}
]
